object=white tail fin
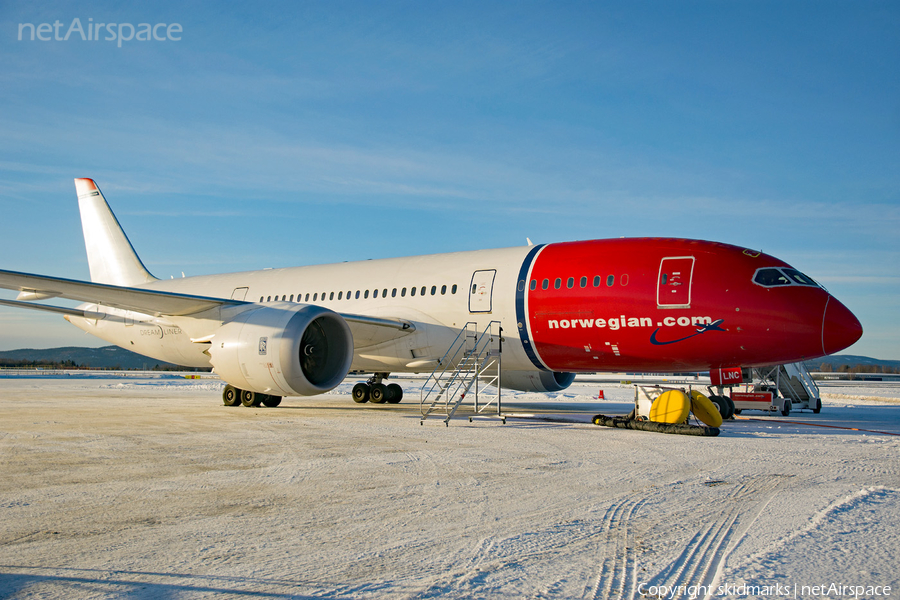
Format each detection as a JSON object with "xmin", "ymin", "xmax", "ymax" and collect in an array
[{"xmin": 75, "ymin": 178, "xmax": 157, "ymax": 286}]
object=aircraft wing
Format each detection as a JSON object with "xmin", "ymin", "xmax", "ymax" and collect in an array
[
  {"xmin": 0, "ymin": 268, "xmax": 236, "ymax": 316},
  {"xmin": 0, "ymin": 268, "xmax": 415, "ymax": 341}
]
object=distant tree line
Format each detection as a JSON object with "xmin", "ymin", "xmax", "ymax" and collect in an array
[
  {"xmin": 817, "ymin": 363, "xmax": 900, "ymax": 374},
  {"xmin": 0, "ymin": 358, "xmax": 210, "ymax": 372}
]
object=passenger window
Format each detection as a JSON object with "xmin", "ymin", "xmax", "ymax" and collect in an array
[
  {"xmin": 355, "ymin": 291, "xmax": 360, "ymax": 299},
  {"xmin": 606, "ymin": 275, "xmax": 614, "ymax": 287},
  {"xmin": 392, "ymin": 288, "xmax": 397, "ymax": 297},
  {"xmin": 518, "ymin": 280, "xmax": 525, "ymax": 292},
  {"xmin": 382, "ymin": 288, "xmax": 388, "ymax": 298},
  {"xmin": 267, "ymin": 296, "xmax": 271, "ymax": 302},
  {"xmin": 260, "ymin": 296, "xmax": 264, "ymax": 302},
  {"xmin": 329, "ymin": 292, "xmax": 334, "ymax": 300},
  {"xmin": 530, "ymin": 280, "xmax": 537, "ymax": 291},
  {"xmin": 421, "ymin": 286, "xmax": 426, "ymax": 296},
  {"xmin": 289, "ymin": 294, "xmax": 294, "ymax": 302},
  {"xmin": 621, "ymin": 274, "xmax": 629, "ymax": 286},
  {"xmin": 542, "ymin": 279, "xmax": 549, "ymax": 290},
  {"xmin": 441, "ymin": 285, "xmax": 447, "ymax": 295},
  {"xmin": 567, "ymin": 277, "xmax": 574, "ymax": 289},
  {"xmin": 452, "ymin": 284, "xmax": 457, "ymax": 294},
  {"xmin": 402, "ymin": 287, "xmax": 407, "ymax": 297},
  {"xmin": 593, "ymin": 276, "xmax": 600, "ymax": 287},
  {"xmin": 411, "ymin": 287, "xmax": 417, "ymax": 296},
  {"xmin": 338, "ymin": 291, "xmax": 343, "ymax": 300},
  {"xmin": 364, "ymin": 290, "xmax": 369, "ymax": 299},
  {"xmin": 431, "ymin": 285, "xmax": 436, "ymax": 295},
  {"xmin": 580, "ymin": 276, "xmax": 587, "ymax": 288},
  {"xmin": 554, "ymin": 278, "xmax": 561, "ymax": 289}
]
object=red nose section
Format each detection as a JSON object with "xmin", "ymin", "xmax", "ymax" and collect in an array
[{"xmin": 822, "ymin": 297, "xmax": 863, "ymax": 355}]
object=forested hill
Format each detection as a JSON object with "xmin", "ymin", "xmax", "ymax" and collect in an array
[{"xmin": 0, "ymin": 346, "xmax": 209, "ymax": 371}]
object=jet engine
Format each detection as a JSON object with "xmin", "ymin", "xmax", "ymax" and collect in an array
[
  {"xmin": 502, "ymin": 370, "xmax": 576, "ymax": 393},
  {"xmin": 208, "ymin": 304, "xmax": 353, "ymax": 397}
]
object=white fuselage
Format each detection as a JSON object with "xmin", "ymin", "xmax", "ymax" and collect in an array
[{"xmin": 67, "ymin": 245, "xmax": 535, "ymax": 373}]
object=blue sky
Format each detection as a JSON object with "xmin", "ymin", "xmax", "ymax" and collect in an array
[{"xmin": 1, "ymin": 1, "xmax": 898, "ymax": 359}]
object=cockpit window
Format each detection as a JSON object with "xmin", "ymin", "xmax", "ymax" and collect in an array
[
  {"xmin": 753, "ymin": 268, "xmax": 791, "ymax": 287},
  {"xmin": 753, "ymin": 267, "xmax": 821, "ymax": 288},
  {"xmin": 783, "ymin": 268, "xmax": 818, "ymax": 286}
]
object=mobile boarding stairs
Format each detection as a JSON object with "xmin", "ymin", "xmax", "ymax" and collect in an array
[
  {"xmin": 420, "ymin": 321, "xmax": 504, "ymax": 426},
  {"xmin": 728, "ymin": 362, "xmax": 822, "ymax": 416}
]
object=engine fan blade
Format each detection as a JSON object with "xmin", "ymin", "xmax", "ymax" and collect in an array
[{"xmin": 299, "ymin": 318, "xmax": 330, "ymax": 383}]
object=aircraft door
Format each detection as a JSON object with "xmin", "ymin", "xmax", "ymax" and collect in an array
[
  {"xmin": 469, "ymin": 270, "xmax": 496, "ymax": 313},
  {"xmin": 657, "ymin": 257, "xmax": 694, "ymax": 308}
]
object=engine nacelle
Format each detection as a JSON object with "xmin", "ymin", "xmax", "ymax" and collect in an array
[
  {"xmin": 208, "ymin": 304, "xmax": 353, "ymax": 397},
  {"xmin": 502, "ymin": 370, "xmax": 576, "ymax": 393}
]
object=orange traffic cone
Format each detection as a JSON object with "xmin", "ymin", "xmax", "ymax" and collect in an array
[{"xmin": 598, "ymin": 389, "xmax": 605, "ymax": 399}]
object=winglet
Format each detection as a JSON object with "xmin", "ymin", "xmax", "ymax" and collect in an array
[{"xmin": 76, "ymin": 178, "xmax": 157, "ymax": 286}]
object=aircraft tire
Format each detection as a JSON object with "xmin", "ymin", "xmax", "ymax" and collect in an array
[
  {"xmin": 241, "ymin": 390, "xmax": 262, "ymax": 407},
  {"xmin": 710, "ymin": 395, "xmax": 734, "ymax": 420},
  {"xmin": 352, "ymin": 382, "xmax": 370, "ymax": 403},
  {"xmin": 369, "ymin": 383, "xmax": 387, "ymax": 403},
  {"xmin": 262, "ymin": 394, "xmax": 282, "ymax": 407},
  {"xmin": 223, "ymin": 385, "xmax": 241, "ymax": 406},
  {"xmin": 813, "ymin": 398, "xmax": 822, "ymax": 414},
  {"xmin": 386, "ymin": 383, "xmax": 403, "ymax": 404},
  {"xmin": 724, "ymin": 396, "xmax": 736, "ymax": 420}
]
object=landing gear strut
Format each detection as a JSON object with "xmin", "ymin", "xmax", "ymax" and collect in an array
[
  {"xmin": 352, "ymin": 373, "xmax": 403, "ymax": 404},
  {"xmin": 222, "ymin": 384, "xmax": 282, "ymax": 408}
]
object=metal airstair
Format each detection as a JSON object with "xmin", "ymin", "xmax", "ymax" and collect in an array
[
  {"xmin": 420, "ymin": 321, "xmax": 503, "ymax": 426},
  {"xmin": 745, "ymin": 362, "xmax": 822, "ymax": 414}
]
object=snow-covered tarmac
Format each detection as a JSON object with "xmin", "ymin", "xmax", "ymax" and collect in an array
[{"xmin": 1, "ymin": 375, "xmax": 898, "ymax": 599}]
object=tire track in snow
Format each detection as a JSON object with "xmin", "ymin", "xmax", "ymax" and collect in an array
[
  {"xmin": 587, "ymin": 492, "xmax": 647, "ymax": 600},
  {"xmin": 642, "ymin": 475, "xmax": 791, "ymax": 599}
]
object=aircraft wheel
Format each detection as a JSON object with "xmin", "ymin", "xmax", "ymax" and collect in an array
[
  {"xmin": 781, "ymin": 399, "xmax": 792, "ymax": 417},
  {"xmin": 352, "ymin": 382, "xmax": 370, "ymax": 403},
  {"xmin": 710, "ymin": 395, "xmax": 734, "ymax": 420},
  {"xmin": 812, "ymin": 398, "xmax": 822, "ymax": 414},
  {"xmin": 262, "ymin": 394, "xmax": 282, "ymax": 407},
  {"xmin": 386, "ymin": 383, "xmax": 403, "ymax": 403},
  {"xmin": 710, "ymin": 395, "xmax": 726, "ymax": 416},
  {"xmin": 241, "ymin": 389, "xmax": 262, "ymax": 407},
  {"xmin": 223, "ymin": 385, "xmax": 241, "ymax": 406},
  {"xmin": 369, "ymin": 383, "xmax": 387, "ymax": 404},
  {"xmin": 723, "ymin": 396, "xmax": 735, "ymax": 420},
  {"xmin": 734, "ymin": 408, "xmax": 742, "ymax": 415}
]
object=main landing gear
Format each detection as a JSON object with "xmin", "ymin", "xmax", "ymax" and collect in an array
[
  {"xmin": 223, "ymin": 384, "xmax": 282, "ymax": 408},
  {"xmin": 352, "ymin": 373, "xmax": 403, "ymax": 405}
]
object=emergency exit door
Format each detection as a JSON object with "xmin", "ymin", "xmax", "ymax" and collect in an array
[
  {"xmin": 469, "ymin": 270, "xmax": 496, "ymax": 313},
  {"xmin": 657, "ymin": 257, "xmax": 694, "ymax": 308}
]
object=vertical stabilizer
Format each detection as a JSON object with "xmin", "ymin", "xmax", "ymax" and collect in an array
[{"xmin": 75, "ymin": 178, "xmax": 157, "ymax": 286}]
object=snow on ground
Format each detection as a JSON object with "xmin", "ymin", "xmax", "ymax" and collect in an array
[{"xmin": 0, "ymin": 376, "xmax": 897, "ymax": 599}]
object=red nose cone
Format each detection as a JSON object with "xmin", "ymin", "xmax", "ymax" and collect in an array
[{"xmin": 822, "ymin": 297, "xmax": 863, "ymax": 355}]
